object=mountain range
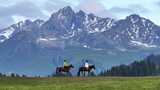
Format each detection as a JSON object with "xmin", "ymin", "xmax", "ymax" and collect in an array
[{"xmin": 0, "ymin": 6, "xmax": 160, "ymax": 76}]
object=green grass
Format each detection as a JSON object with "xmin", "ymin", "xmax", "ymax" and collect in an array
[{"xmin": 0, "ymin": 77, "xmax": 160, "ymax": 90}]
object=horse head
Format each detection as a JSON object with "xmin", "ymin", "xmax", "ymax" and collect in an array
[
  {"xmin": 70, "ymin": 64, "xmax": 74, "ymax": 68},
  {"xmin": 90, "ymin": 65, "xmax": 95, "ymax": 70}
]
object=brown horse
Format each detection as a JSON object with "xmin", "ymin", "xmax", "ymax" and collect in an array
[
  {"xmin": 77, "ymin": 65, "xmax": 95, "ymax": 76},
  {"xmin": 56, "ymin": 64, "xmax": 74, "ymax": 75}
]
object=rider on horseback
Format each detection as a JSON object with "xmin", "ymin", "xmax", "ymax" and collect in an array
[
  {"xmin": 84, "ymin": 60, "xmax": 89, "ymax": 70},
  {"xmin": 56, "ymin": 59, "xmax": 74, "ymax": 75},
  {"xmin": 63, "ymin": 59, "xmax": 69, "ymax": 68}
]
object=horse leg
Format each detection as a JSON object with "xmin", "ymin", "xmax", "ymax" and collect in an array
[
  {"xmin": 81, "ymin": 71, "xmax": 83, "ymax": 77},
  {"xmin": 88, "ymin": 71, "xmax": 90, "ymax": 76},
  {"xmin": 82, "ymin": 71, "xmax": 84, "ymax": 76},
  {"xmin": 85, "ymin": 71, "xmax": 88, "ymax": 77},
  {"xmin": 86, "ymin": 71, "xmax": 87, "ymax": 77},
  {"xmin": 86, "ymin": 71, "xmax": 89, "ymax": 77},
  {"xmin": 56, "ymin": 69, "xmax": 58, "ymax": 74},
  {"xmin": 77, "ymin": 70, "xmax": 81, "ymax": 77},
  {"xmin": 66, "ymin": 71, "xmax": 71, "ymax": 76},
  {"xmin": 56, "ymin": 68, "xmax": 59, "ymax": 75},
  {"xmin": 79, "ymin": 71, "xmax": 82, "ymax": 77},
  {"xmin": 66, "ymin": 71, "xmax": 68, "ymax": 76}
]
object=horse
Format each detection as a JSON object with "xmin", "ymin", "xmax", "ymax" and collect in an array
[
  {"xmin": 56, "ymin": 64, "xmax": 74, "ymax": 75},
  {"xmin": 77, "ymin": 65, "xmax": 95, "ymax": 76}
]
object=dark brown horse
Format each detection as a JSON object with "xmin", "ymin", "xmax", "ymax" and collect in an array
[
  {"xmin": 56, "ymin": 64, "xmax": 74, "ymax": 74},
  {"xmin": 77, "ymin": 65, "xmax": 95, "ymax": 76}
]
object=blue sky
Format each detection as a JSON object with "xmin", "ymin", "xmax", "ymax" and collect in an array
[{"xmin": 0, "ymin": 0, "xmax": 160, "ymax": 29}]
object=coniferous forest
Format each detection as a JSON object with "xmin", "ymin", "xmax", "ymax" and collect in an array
[{"xmin": 99, "ymin": 54, "xmax": 160, "ymax": 76}]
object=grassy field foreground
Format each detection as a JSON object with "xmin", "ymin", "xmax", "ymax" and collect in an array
[{"xmin": 0, "ymin": 77, "xmax": 160, "ymax": 90}]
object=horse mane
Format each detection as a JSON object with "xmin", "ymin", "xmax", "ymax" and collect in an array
[
  {"xmin": 89, "ymin": 64, "xmax": 95, "ymax": 67},
  {"xmin": 89, "ymin": 65, "xmax": 95, "ymax": 69}
]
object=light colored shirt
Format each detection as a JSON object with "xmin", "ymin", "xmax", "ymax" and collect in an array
[
  {"xmin": 64, "ymin": 61, "xmax": 68, "ymax": 67},
  {"xmin": 85, "ymin": 62, "xmax": 89, "ymax": 68}
]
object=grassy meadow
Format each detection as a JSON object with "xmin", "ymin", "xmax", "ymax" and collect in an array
[{"xmin": 0, "ymin": 77, "xmax": 159, "ymax": 90}]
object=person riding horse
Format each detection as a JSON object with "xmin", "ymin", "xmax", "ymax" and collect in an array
[
  {"xmin": 77, "ymin": 60, "xmax": 95, "ymax": 76},
  {"xmin": 63, "ymin": 59, "xmax": 69, "ymax": 68},
  {"xmin": 84, "ymin": 60, "xmax": 89, "ymax": 70},
  {"xmin": 56, "ymin": 59, "xmax": 74, "ymax": 74}
]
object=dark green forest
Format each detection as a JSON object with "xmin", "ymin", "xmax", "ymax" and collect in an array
[{"xmin": 100, "ymin": 54, "xmax": 160, "ymax": 76}]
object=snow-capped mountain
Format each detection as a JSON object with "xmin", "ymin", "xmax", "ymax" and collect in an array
[
  {"xmin": 1, "ymin": 6, "xmax": 159, "ymax": 49},
  {"xmin": 0, "ymin": 6, "xmax": 160, "ymax": 76},
  {"xmin": 0, "ymin": 19, "xmax": 44, "ymax": 43},
  {"xmin": 104, "ymin": 14, "xmax": 160, "ymax": 49}
]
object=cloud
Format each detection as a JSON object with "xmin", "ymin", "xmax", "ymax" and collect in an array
[
  {"xmin": 109, "ymin": 4, "xmax": 149, "ymax": 14},
  {"xmin": 76, "ymin": 0, "xmax": 114, "ymax": 18},
  {"xmin": 43, "ymin": 0, "xmax": 115, "ymax": 18},
  {"xmin": 12, "ymin": 15, "xmax": 28, "ymax": 23},
  {"xmin": 0, "ymin": 1, "xmax": 47, "ymax": 29},
  {"xmin": 0, "ymin": 16, "xmax": 14, "ymax": 29},
  {"xmin": 156, "ymin": 1, "xmax": 160, "ymax": 6},
  {"xmin": 0, "ymin": 0, "xmax": 74, "ymax": 29},
  {"xmin": 44, "ymin": 0, "xmax": 71, "ymax": 13},
  {"xmin": 0, "ymin": 0, "xmax": 21, "ymax": 7},
  {"xmin": 129, "ymin": 4, "xmax": 149, "ymax": 13},
  {"xmin": 0, "ymin": 0, "xmax": 159, "ymax": 29},
  {"xmin": 109, "ymin": 7, "xmax": 133, "ymax": 13},
  {"xmin": 3, "ymin": 1, "xmax": 45, "ymax": 18}
]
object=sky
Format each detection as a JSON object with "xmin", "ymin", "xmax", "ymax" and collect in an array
[{"xmin": 0, "ymin": 0, "xmax": 160, "ymax": 29}]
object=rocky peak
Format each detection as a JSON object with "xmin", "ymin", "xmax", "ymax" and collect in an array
[
  {"xmin": 126, "ymin": 14, "xmax": 141, "ymax": 24},
  {"xmin": 51, "ymin": 6, "xmax": 75, "ymax": 20},
  {"xmin": 76, "ymin": 10, "xmax": 85, "ymax": 17}
]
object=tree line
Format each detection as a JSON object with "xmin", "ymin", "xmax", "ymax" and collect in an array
[
  {"xmin": 99, "ymin": 54, "xmax": 160, "ymax": 76},
  {"xmin": 0, "ymin": 73, "xmax": 28, "ymax": 78}
]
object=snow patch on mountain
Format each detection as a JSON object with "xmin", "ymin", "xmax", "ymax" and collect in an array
[
  {"xmin": 71, "ymin": 23, "xmax": 75, "ymax": 29},
  {"xmin": 37, "ymin": 37, "xmax": 58, "ymax": 42},
  {"xmin": 116, "ymin": 47, "xmax": 127, "ymax": 52},
  {"xmin": 83, "ymin": 45, "xmax": 89, "ymax": 48},
  {"xmin": 37, "ymin": 37, "xmax": 65, "ymax": 48},
  {"xmin": 61, "ymin": 31, "xmax": 76, "ymax": 39},
  {"xmin": 0, "ymin": 27, "xmax": 15, "ymax": 40},
  {"xmin": 130, "ymin": 41, "xmax": 157, "ymax": 48},
  {"xmin": 88, "ymin": 28, "xmax": 100, "ymax": 33}
]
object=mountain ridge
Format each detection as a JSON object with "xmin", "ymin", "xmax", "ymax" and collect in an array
[{"xmin": 0, "ymin": 6, "xmax": 160, "ymax": 76}]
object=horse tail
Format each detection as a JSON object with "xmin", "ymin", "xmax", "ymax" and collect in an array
[
  {"xmin": 56, "ymin": 68, "xmax": 59, "ymax": 74},
  {"xmin": 77, "ymin": 69, "xmax": 81, "ymax": 77}
]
